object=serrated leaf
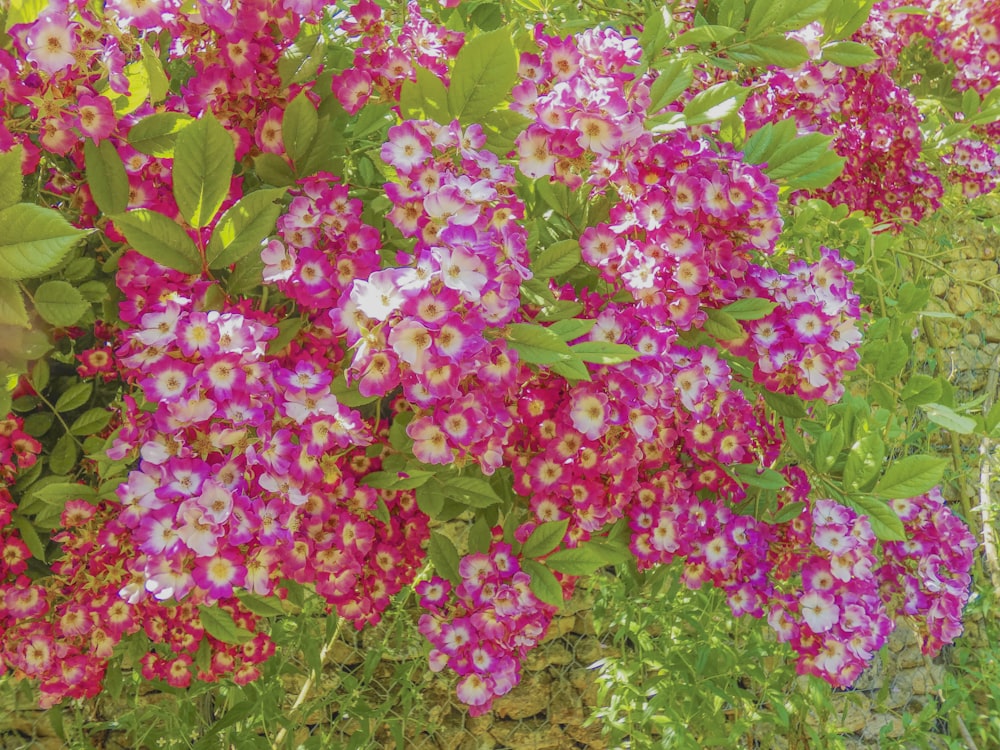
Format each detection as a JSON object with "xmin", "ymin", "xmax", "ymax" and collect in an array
[
  {"xmin": 12, "ymin": 514, "xmax": 45, "ymax": 563},
  {"xmin": 674, "ymin": 25, "xmax": 740, "ymax": 47},
  {"xmin": 549, "ymin": 358, "xmax": 592, "ymax": 382},
  {"xmin": 173, "ymin": 114, "xmax": 234, "ymax": 228},
  {"xmin": 647, "ymin": 59, "xmax": 694, "ymax": 114},
  {"xmin": 54, "ymin": 381, "xmax": 93, "ymax": 412},
  {"xmin": 822, "ymin": 40, "xmax": 878, "ymax": 66},
  {"xmin": 814, "ymin": 428, "xmax": 845, "ymax": 471},
  {"xmin": 900, "ymin": 374, "xmax": 942, "ymax": 408},
  {"xmin": 443, "ymin": 476, "xmax": 502, "ymax": 508},
  {"xmin": 112, "ymin": 209, "xmax": 202, "ymax": 274},
  {"xmin": 733, "ymin": 464, "xmax": 788, "ymax": 489},
  {"xmin": 399, "ymin": 66, "xmax": 451, "ymax": 123},
  {"xmin": 49, "ymin": 433, "xmax": 78, "ymax": 475},
  {"xmin": 743, "ymin": 120, "xmax": 798, "ymax": 165},
  {"xmin": 523, "ymin": 559, "xmax": 564, "ymax": 607},
  {"xmin": 0, "ymin": 279, "xmax": 28, "ymax": 327},
  {"xmin": 843, "ymin": 433, "xmax": 885, "ymax": 491},
  {"xmin": 748, "ymin": 35, "xmax": 810, "ymax": 68},
  {"xmin": 362, "ymin": 470, "xmax": 436, "ymax": 490},
  {"xmin": 763, "ymin": 390, "xmax": 808, "ymax": 418},
  {"xmin": 548, "ymin": 318, "xmax": 596, "ymax": 343},
  {"xmin": 140, "ymin": 41, "xmax": 169, "ymax": 104},
  {"xmin": 765, "ymin": 132, "xmax": 838, "ymax": 180},
  {"xmin": 702, "ymin": 308, "xmax": 744, "ymax": 340},
  {"xmin": 278, "ymin": 31, "xmax": 326, "ymax": 87},
  {"xmin": 570, "ymin": 342, "xmax": 642, "ymax": 364},
  {"xmin": 283, "ymin": 92, "xmax": 318, "ymax": 165},
  {"xmin": 722, "ymin": 298, "xmax": 777, "ymax": 320},
  {"xmin": 128, "ymin": 112, "xmax": 195, "ymax": 157},
  {"xmin": 236, "ymin": 592, "xmax": 286, "ymax": 617},
  {"xmin": 843, "ymin": 494, "xmax": 905, "ymax": 541},
  {"xmin": 113, "ymin": 60, "xmax": 150, "ymax": 115},
  {"xmin": 747, "ymin": 0, "xmax": 791, "ymax": 36},
  {"xmin": 69, "ymin": 408, "xmax": 112, "ymax": 436},
  {"xmin": 447, "ymin": 27, "xmax": 518, "ymax": 124},
  {"xmin": 532, "ymin": 239, "xmax": 581, "ymax": 278},
  {"xmin": 0, "ymin": 204, "xmax": 91, "ymax": 280},
  {"xmin": 253, "ymin": 153, "xmax": 296, "ymax": 187},
  {"xmin": 416, "ymin": 481, "xmax": 446, "ymax": 519},
  {"xmin": 428, "ymin": 532, "xmax": 461, "ymax": 585},
  {"xmin": 507, "ymin": 323, "xmax": 573, "ymax": 364},
  {"xmin": 33, "ymin": 281, "xmax": 89, "ymax": 327},
  {"xmin": 0, "ymin": 146, "xmax": 25, "ymax": 209},
  {"xmin": 770, "ymin": 501, "xmax": 807, "ymax": 525},
  {"xmin": 206, "ymin": 188, "xmax": 286, "ymax": 269},
  {"xmin": 522, "ymin": 519, "xmax": 569, "ymax": 559},
  {"xmin": 874, "ymin": 456, "xmax": 947, "ymax": 499},
  {"xmin": 198, "ymin": 605, "xmax": 254, "ymax": 645},
  {"xmin": 922, "ymin": 403, "xmax": 977, "ymax": 435},
  {"xmin": 683, "ymin": 81, "xmax": 749, "ymax": 126}
]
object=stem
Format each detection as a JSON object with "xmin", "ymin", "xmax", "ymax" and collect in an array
[
  {"xmin": 977, "ymin": 355, "xmax": 1000, "ymax": 599},
  {"xmin": 270, "ymin": 616, "xmax": 345, "ymax": 750}
]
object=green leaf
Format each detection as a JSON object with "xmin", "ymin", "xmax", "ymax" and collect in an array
[
  {"xmin": 683, "ymin": 81, "xmax": 749, "ymax": 126},
  {"xmin": 278, "ymin": 31, "xmax": 327, "ymax": 87},
  {"xmin": 873, "ymin": 338, "xmax": 908, "ymax": 381},
  {"xmin": 0, "ymin": 279, "xmax": 28, "ymax": 327},
  {"xmin": 428, "ymin": 531, "xmax": 461, "ymax": 585},
  {"xmin": 416, "ymin": 481, "xmax": 446, "ymax": 519},
  {"xmin": 447, "ymin": 26, "xmax": 518, "ymax": 124},
  {"xmin": 400, "ymin": 66, "xmax": 451, "ymax": 123},
  {"xmin": 721, "ymin": 297, "xmax": 777, "ymax": 320},
  {"xmin": 173, "ymin": 114, "xmax": 234, "ymax": 228},
  {"xmin": 769, "ymin": 501, "xmax": 807, "ymax": 525},
  {"xmin": 54, "ymin": 381, "xmax": 93, "ymax": 412},
  {"xmin": 532, "ymin": 239, "xmax": 581, "ymax": 278},
  {"xmin": 674, "ymin": 25, "xmax": 740, "ymax": 47},
  {"xmin": 822, "ymin": 40, "xmax": 878, "ymax": 66},
  {"xmin": 112, "ymin": 209, "xmax": 202, "ymax": 274},
  {"xmin": 702, "ymin": 308, "xmax": 744, "ymax": 340},
  {"xmin": 522, "ymin": 559, "xmax": 564, "ymax": 607},
  {"xmin": 522, "ymin": 519, "xmax": 569, "ymax": 559},
  {"xmin": 49, "ymin": 432, "xmax": 78, "ymax": 475},
  {"xmin": 843, "ymin": 494, "xmax": 905, "ymax": 541},
  {"xmin": 549, "ymin": 358, "xmax": 593, "ymax": 382},
  {"xmin": 443, "ymin": 475, "xmax": 503, "ymax": 508},
  {"xmin": 480, "ymin": 109, "xmax": 532, "ymax": 156},
  {"xmin": 548, "ymin": 318, "xmax": 596, "ymax": 343},
  {"xmin": 198, "ymin": 605, "xmax": 254, "ymax": 645},
  {"xmin": 0, "ymin": 145, "xmax": 25, "ymax": 209},
  {"xmin": 468, "ymin": 514, "xmax": 492, "ymax": 554},
  {"xmin": 823, "ymin": 0, "xmax": 876, "ymax": 40},
  {"xmin": 69, "ymin": 408, "xmax": 112, "ymax": 436},
  {"xmin": 874, "ymin": 456, "xmax": 947, "ymax": 499},
  {"xmin": 813, "ymin": 428, "xmax": 845, "ymax": 471},
  {"xmin": 747, "ymin": 0, "xmax": 791, "ymax": 36},
  {"xmin": 747, "ymin": 35, "xmax": 811, "ymax": 67},
  {"xmin": 507, "ymin": 322, "xmax": 573, "ymax": 364},
  {"xmin": 253, "ymin": 153, "xmax": 296, "ymax": 187},
  {"xmin": 776, "ymin": 0, "xmax": 831, "ymax": 31},
  {"xmin": 569, "ymin": 341, "xmax": 642, "ymax": 365},
  {"xmin": 206, "ymin": 188, "xmax": 286, "ymax": 269},
  {"xmin": 0, "ymin": 204, "xmax": 91, "ymax": 280},
  {"xmin": 763, "ymin": 391, "xmax": 807, "ymax": 418},
  {"xmin": 33, "ymin": 281, "xmax": 89, "ymax": 327},
  {"xmin": 362, "ymin": 470, "xmax": 436, "ymax": 491},
  {"xmin": 743, "ymin": 119, "xmax": 798, "ymax": 165},
  {"xmin": 128, "ymin": 112, "xmax": 195, "ymax": 157},
  {"xmin": 236, "ymin": 592, "xmax": 286, "ymax": 617},
  {"xmin": 765, "ymin": 132, "xmax": 838, "ymax": 180},
  {"xmin": 921, "ymin": 403, "xmax": 977, "ymax": 435},
  {"xmin": 140, "ymin": 41, "xmax": 169, "ymax": 104},
  {"xmin": 283, "ymin": 92, "xmax": 319, "ymax": 165},
  {"xmin": 647, "ymin": 60, "xmax": 694, "ymax": 115},
  {"xmin": 545, "ymin": 540, "xmax": 627, "ymax": 576},
  {"xmin": 113, "ymin": 60, "xmax": 150, "ymax": 115},
  {"xmin": 12, "ymin": 514, "xmax": 45, "ymax": 563},
  {"xmin": 733, "ymin": 464, "xmax": 788, "ymax": 490},
  {"xmin": 900, "ymin": 374, "xmax": 942, "ymax": 408},
  {"xmin": 638, "ymin": 6, "xmax": 672, "ymax": 72},
  {"xmin": 843, "ymin": 433, "xmax": 885, "ymax": 491},
  {"xmin": 30, "ymin": 481, "xmax": 96, "ymax": 508}
]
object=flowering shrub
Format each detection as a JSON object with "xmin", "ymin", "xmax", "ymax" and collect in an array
[{"xmin": 0, "ymin": 0, "xmax": 990, "ymax": 732}]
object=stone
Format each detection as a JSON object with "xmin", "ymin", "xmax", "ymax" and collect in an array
[
  {"xmin": 488, "ymin": 719, "xmax": 567, "ymax": 749},
  {"xmin": 861, "ymin": 714, "xmax": 905, "ymax": 741},
  {"xmin": 524, "ymin": 642, "xmax": 574, "ymax": 671},
  {"xmin": 910, "ymin": 665, "xmax": 945, "ymax": 695},
  {"xmin": 493, "ymin": 672, "xmax": 551, "ymax": 720},
  {"xmin": 831, "ymin": 694, "xmax": 871, "ymax": 733},
  {"xmin": 946, "ymin": 283, "xmax": 982, "ymax": 315},
  {"xmin": 541, "ymin": 616, "xmax": 575, "ymax": 642}
]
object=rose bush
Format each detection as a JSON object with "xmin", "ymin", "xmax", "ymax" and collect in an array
[{"xmin": 0, "ymin": 0, "xmax": 993, "ymax": 730}]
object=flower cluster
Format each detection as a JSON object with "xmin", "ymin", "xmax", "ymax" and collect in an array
[
  {"xmin": 726, "ymin": 249, "xmax": 863, "ymax": 404},
  {"xmin": 418, "ymin": 539, "xmax": 555, "ymax": 716},
  {"xmin": 0, "ymin": 416, "xmax": 41, "ymax": 483},
  {"xmin": 331, "ymin": 0, "xmax": 464, "ymax": 114},
  {"xmin": 743, "ymin": 60, "xmax": 943, "ymax": 228},
  {"xmin": 878, "ymin": 488, "xmax": 978, "ymax": 655},
  {"xmin": 942, "ymin": 138, "xmax": 1000, "ymax": 199}
]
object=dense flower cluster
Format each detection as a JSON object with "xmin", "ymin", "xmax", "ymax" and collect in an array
[
  {"xmin": 743, "ymin": 58, "xmax": 943, "ymax": 228},
  {"xmin": 0, "ymin": 0, "xmax": 982, "ymax": 718},
  {"xmin": 418, "ymin": 539, "xmax": 555, "ymax": 715},
  {"xmin": 942, "ymin": 138, "xmax": 1000, "ymax": 199},
  {"xmin": 331, "ymin": 0, "xmax": 464, "ymax": 114}
]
